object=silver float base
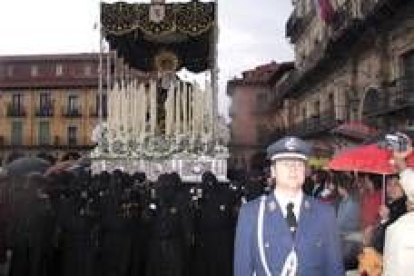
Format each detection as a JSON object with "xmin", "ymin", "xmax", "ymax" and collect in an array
[{"xmin": 90, "ymin": 156, "xmax": 228, "ymax": 183}]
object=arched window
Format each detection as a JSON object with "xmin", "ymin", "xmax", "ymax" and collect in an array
[
  {"xmin": 362, "ymin": 87, "xmax": 379, "ymax": 117},
  {"xmin": 403, "ymin": 50, "xmax": 414, "ymax": 93}
]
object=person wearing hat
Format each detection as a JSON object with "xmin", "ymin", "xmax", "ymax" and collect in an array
[
  {"xmin": 234, "ymin": 136, "xmax": 344, "ymax": 276},
  {"xmin": 383, "ymin": 142, "xmax": 414, "ymax": 276}
]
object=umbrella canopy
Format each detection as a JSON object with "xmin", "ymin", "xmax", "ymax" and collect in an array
[
  {"xmin": 331, "ymin": 121, "xmax": 378, "ymax": 140},
  {"xmin": 328, "ymin": 144, "xmax": 414, "ymax": 174},
  {"xmin": 4, "ymin": 157, "xmax": 51, "ymax": 177},
  {"xmin": 44, "ymin": 160, "xmax": 76, "ymax": 176}
]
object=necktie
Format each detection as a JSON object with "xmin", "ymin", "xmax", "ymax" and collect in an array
[{"xmin": 286, "ymin": 202, "xmax": 297, "ymax": 236}]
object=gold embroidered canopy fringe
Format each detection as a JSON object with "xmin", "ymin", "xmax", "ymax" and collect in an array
[{"xmin": 101, "ymin": 1, "xmax": 216, "ymax": 73}]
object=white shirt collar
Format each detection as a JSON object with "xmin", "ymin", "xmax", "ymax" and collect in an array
[{"xmin": 274, "ymin": 188, "xmax": 303, "ymax": 220}]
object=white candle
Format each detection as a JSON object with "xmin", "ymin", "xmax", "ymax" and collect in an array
[
  {"xmin": 195, "ymin": 84, "xmax": 201, "ymax": 137},
  {"xmin": 139, "ymin": 83, "xmax": 147, "ymax": 143},
  {"xmin": 150, "ymin": 80, "xmax": 157, "ymax": 136},
  {"xmin": 182, "ymin": 82, "xmax": 188, "ymax": 134},
  {"xmin": 189, "ymin": 84, "xmax": 194, "ymax": 139},
  {"xmin": 165, "ymin": 83, "xmax": 174, "ymax": 137},
  {"xmin": 175, "ymin": 83, "xmax": 181, "ymax": 136}
]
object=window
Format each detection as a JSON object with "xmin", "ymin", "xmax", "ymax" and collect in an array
[
  {"xmin": 38, "ymin": 121, "xmax": 50, "ymax": 145},
  {"xmin": 7, "ymin": 66, "xmax": 13, "ymax": 77},
  {"xmin": 309, "ymin": 0, "xmax": 317, "ymax": 14},
  {"xmin": 39, "ymin": 92, "xmax": 52, "ymax": 108},
  {"xmin": 12, "ymin": 94, "xmax": 23, "ymax": 109},
  {"xmin": 11, "ymin": 121, "xmax": 23, "ymax": 146},
  {"xmin": 328, "ymin": 93, "xmax": 335, "ymax": 109},
  {"xmin": 314, "ymin": 100, "xmax": 320, "ymax": 117},
  {"xmin": 31, "ymin": 65, "xmax": 38, "ymax": 77},
  {"xmin": 84, "ymin": 65, "xmax": 92, "ymax": 76},
  {"xmin": 56, "ymin": 64, "xmax": 63, "ymax": 76},
  {"xmin": 68, "ymin": 95, "xmax": 79, "ymax": 113},
  {"xmin": 39, "ymin": 92, "xmax": 52, "ymax": 116},
  {"xmin": 403, "ymin": 50, "xmax": 414, "ymax": 92},
  {"xmin": 67, "ymin": 126, "xmax": 77, "ymax": 145}
]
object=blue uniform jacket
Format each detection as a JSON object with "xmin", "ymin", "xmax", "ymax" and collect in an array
[{"xmin": 234, "ymin": 193, "xmax": 345, "ymax": 276}]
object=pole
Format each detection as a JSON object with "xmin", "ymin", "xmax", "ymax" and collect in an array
[
  {"xmin": 98, "ymin": 6, "xmax": 104, "ymax": 149},
  {"xmin": 382, "ymin": 174, "xmax": 386, "ymax": 204},
  {"xmin": 210, "ymin": 0, "xmax": 219, "ymax": 143},
  {"xmin": 106, "ymin": 49, "xmax": 111, "ymax": 119}
]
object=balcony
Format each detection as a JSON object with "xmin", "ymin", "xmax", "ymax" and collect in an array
[
  {"xmin": 68, "ymin": 138, "xmax": 78, "ymax": 146},
  {"xmin": 281, "ymin": 0, "xmax": 410, "ymax": 100},
  {"xmin": 331, "ymin": 0, "xmax": 361, "ymax": 40},
  {"xmin": 271, "ymin": 70, "xmax": 300, "ymax": 104},
  {"xmin": 63, "ymin": 109, "xmax": 82, "ymax": 118},
  {"xmin": 6, "ymin": 105, "xmax": 26, "ymax": 117},
  {"xmin": 300, "ymin": 37, "xmax": 329, "ymax": 76},
  {"xmin": 286, "ymin": 9, "xmax": 316, "ymax": 42},
  {"xmin": 287, "ymin": 109, "xmax": 341, "ymax": 138},
  {"xmin": 363, "ymin": 77, "xmax": 414, "ymax": 118},
  {"xmin": 286, "ymin": 10, "xmax": 303, "ymax": 42},
  {"xmin": 35, "ymin": 105, "xmax": 54, "ymax": 117}
]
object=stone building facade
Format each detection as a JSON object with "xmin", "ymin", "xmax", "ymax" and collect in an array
[
  {"xmin": 276, "ymin": 0, "xmax": 414, "ymax": 153},
  {"xmin": 226, "ymin": 0, "xmax": 414, "ymax": 172}
]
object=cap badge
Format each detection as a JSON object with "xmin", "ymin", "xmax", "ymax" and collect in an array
[{"xmin": 285, "ymin": 138, "xmax": 296, "ymax": 151}]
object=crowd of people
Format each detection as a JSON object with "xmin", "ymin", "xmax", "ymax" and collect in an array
[
  {"xmin": 0, "ymin": 164, "xmax": 271, "ymax": 276},
  {"xmin": 0, "ymin": 145, "xmax": 412, "ymax": 275},
  {"xmin": 303, "ymin": 169, "xmax": 408, "ymax": 271}
]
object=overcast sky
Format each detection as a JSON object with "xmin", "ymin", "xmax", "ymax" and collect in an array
[{"xmin": 0, "ymin": 0, "xmax": 294, "ymax": 117}]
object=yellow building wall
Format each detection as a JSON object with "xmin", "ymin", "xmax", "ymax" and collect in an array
[{"xmin": 0, "ymin": 87, "xmax": 98, "ymax": 150}]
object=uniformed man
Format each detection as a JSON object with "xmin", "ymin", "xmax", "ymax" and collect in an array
[{"xmin": 234, "ymin": 136, "xmax": 344, "ymax": 276}]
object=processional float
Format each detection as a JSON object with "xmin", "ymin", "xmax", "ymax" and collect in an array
[{"xmin": 91, "ymin": 0, "xmax": 229, "ymax": 182}]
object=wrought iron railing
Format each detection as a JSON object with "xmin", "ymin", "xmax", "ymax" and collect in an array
[
  {"xmin": 286, "ymin": 10, "xmax": 302, "ymax": 40},
  {"xmin": 6, "ymin": 105, "xmax": 26, "ymax": 117},
  {"xmin": 63, "ymin": 108, "xmax": 82, "ymax": 117},
  {"xmin": 35, "ymin": 105, "xmax": 54, "ymax": 117},
  {"xmin": 363, "ymin": 77, "xmax": 414, "ymax": 117},
  {"xmin": 286, "ymin": 9, "xmax": 316, "ymax": 41},
  {"xmin": 287, "ymin": 109, "xmax": 341, "ymax": 137}
]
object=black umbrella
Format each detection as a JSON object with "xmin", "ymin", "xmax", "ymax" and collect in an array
[{"xmin": 4, "ymin": 157, "xmax": 51, "ymax": 177}]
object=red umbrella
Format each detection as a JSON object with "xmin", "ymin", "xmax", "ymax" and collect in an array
[{"xmin": 328, "ymin": 144, "xmax": 414, "ymax": 175}]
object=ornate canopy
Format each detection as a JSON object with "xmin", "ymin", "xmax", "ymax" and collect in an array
[{"xmin": 101, "ymin": 1, "xmax": 216, "ymax": 73}]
